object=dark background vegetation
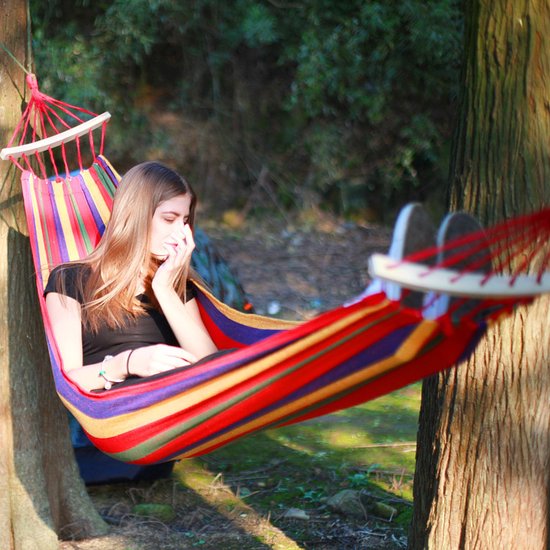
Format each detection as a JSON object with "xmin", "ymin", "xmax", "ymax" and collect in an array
[{"xmin": 31, "ymin": 0, "xmax": 463, "ymax": 223}]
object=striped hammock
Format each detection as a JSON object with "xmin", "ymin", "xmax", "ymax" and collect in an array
[{"xmin": 4, "ymin": 76, "xmax": 550, "ymax": 464}]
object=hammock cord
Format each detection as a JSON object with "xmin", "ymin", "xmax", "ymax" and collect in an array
[
  {"xmin": 396, "ymin": 207, "xmax": 550, "ymax": 283},
  {"xmin": 3, "ymin": 74, "xmax": 107, "ymax": 179},
  {"xmin": 0, "ymin": 41, "xmax": 31, "ymax": 75}
]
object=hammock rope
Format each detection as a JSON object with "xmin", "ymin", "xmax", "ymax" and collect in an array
[
  {"xmin": 382, "ymin": 208, "xmax": 549, "ymax": 285},
  {"xmin": 0, "ymin": 40, "xmax": 31, "ymax": 75},
  {"xmin": 1, "ymin": 74, "xmax": 109, "ymax": 178},
  {"xmin": 2, "ymin": 77, "xmax": 549, "ymax": 464}
]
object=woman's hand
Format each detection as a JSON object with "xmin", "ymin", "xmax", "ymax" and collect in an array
[
  {"xmin": 127, "ymin": 344, "xmax": 198, "ymax": 377},
  {"xmin": 152, "ymin": 223, "xmax": 195, "ymax": 292}
]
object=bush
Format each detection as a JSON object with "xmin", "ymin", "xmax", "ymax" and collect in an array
[{"xmin": 30, "ymin": 0, "xmax": 462, "ymax": 220}]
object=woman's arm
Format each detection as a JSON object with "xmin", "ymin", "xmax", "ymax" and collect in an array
[
  {"xmin": 46, "ymin": 292, "xmax": 198, "ymax": 391},
  {"xmin": 46, "ymin": 292, "xmax": 128, "ymax": 390},
  {"xmin": 152, "ymin": 224, "xmax": 218, "ymax": 358},
  {"xmin": 153, "ymin": 288, "xmax": 218, "ymax": 358}
]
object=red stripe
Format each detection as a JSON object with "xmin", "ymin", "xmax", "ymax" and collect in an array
[
  {"xmin": 280, "ymin": 321, "xmax": 479, "ymax": 426},
  {"xmin": 61, "ymin": 179, "xmax": 89, "ymax": 259},
  {"xmin": 198, "ymin": 301, "xmax": 247, "ymax": 349},
  {"xmin": 21, "ymin": 174, "xmax": 43, "ymax": 281},
  {"xmin": 67, "ymin": 176, "xmax": 97, "ymax": 255},
  {"xmin": 77, "ymin": 293, "xmax": 390, "ymax": 403},
  {"xmin": 165, "ymin": 310, "xmax": 417, "ymax": 456},
  {"xmin": 185, "ymin": 322, "xmax": 479, "ymax": 458},
  {"xmin": 41, "ymin": 180, "xmax": 63, "ymax": 267},
  {"xmin": 88, "ymin": 164, "xmax": 115, "ymax": 207},
  {"xmin": 101, "ymin": 306, "xmax": 415, "ymax": 462}
]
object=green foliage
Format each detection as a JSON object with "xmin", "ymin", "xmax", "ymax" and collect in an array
[
  {"xmin": 29, "ymin": 0, "xmax": 463, "ymax": 219},
  {"xmin": 241, "ymin": 4, "xmax": 279, "ymax": 47},
  {"xmin": 288, "ymin": 0, "xmax": 462, "ymax": 121}
]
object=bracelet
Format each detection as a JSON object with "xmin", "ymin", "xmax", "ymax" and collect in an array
[
  {"xmin": 99, "ymin": 355, "xmax": 125, "ymax": 390},
  {"xmin": 126, "ymin": 349, "xmax": 136, "ymax": 377}
]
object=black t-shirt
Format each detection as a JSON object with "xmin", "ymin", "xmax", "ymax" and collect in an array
[{"xmin": 44, "ymin": 263, "xmax": 196, "ymax": 366}]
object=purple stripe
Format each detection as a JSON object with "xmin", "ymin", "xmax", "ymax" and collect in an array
[
  {"xmin": 260, "ymin": 324, "xmax": 418, "ymax": 411},
  {"xmin": 196, "ymin": 290, "xmax": 282, "ymax": 345},
  {"xmin": 97, "ymin": 156, "xmax": 118, "ymax": 187},
  {"xmin": 77, "ymin": 172, "xmax": 106, "ymax": 231},
  {"xmin": 53, "ymin": 335, "xmax": 295, "ymax": 419},
  {"xmin": 46, "ymin": 182, "xmax": 70, "ymax": 262},
  {"xmin": 24, "ymin": 175, "xmax": 47, "ymax": 288},
  {"xmin": 54, "ymin": 354, "xmax": 248, "ymax": 418},
  {"xmin": 162, "ymin": 323, "xmax": 418, "ymax": 458}
]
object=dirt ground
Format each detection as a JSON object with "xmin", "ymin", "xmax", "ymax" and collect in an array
[
  {"xmin": 203, "ymin": 211, "xmax": 392, "ymax": 320},
  {"xmin": 59, "ymin": 213, "xmax": 401, "ymax": 550}
]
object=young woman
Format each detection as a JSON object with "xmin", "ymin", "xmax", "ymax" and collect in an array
[
  {"xmin": 45, "ymin": 161, "xmax": 218, "ymax": 392},
  {"xmin": 46, "ymin": 160, "xmax": 472, "ymax": 394}
]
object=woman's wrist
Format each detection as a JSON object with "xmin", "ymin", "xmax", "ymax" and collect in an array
[
  {"xmin": 152, "ymin": 283, "xmax": 180, "ymax": 303},
  {"xmin": 100, "ymin": 351, "xmax": 133, "ymax": 382},
  {"xmin": 99, "ymin": 355, "xmax": 125, "ymax": 390},
  {"xmin": 126, "ymin": 349, "xmax": 136, "ymax": 377}
]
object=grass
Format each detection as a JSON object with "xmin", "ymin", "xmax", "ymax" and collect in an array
[
  {"xmin": 78, "ymin": 384, "xmax": 421, "ymax": 549},
  {"xmin": 173, "ymin": 382, "xmax": 421, "ymax": 543}
]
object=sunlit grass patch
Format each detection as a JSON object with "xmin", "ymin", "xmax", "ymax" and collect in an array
[{"xmin": 174, "ymin": 383, "xmax": 421, "ymax": 541}]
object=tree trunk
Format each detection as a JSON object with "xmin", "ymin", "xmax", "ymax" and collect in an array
[
  {"xmin": 410, "ymin": 1, "xmax": 550, "ymax": 548},
  {"xmin": 0, "ymin": 1, "xmax": 108, "ymax": 548}
]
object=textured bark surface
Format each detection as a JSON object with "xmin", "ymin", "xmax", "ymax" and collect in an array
[
  {"xmin": 412, "ymin": 298, "xmax": 550, "ymax": 549},
  {"xmin": 0, "ymin": 1, "xmax": 107, "ymax": 547},
  {"xmin": 448, "ymin": 0, "xmax": 550, "ymax": 224},
  {"xmin": 411, "ymin": 1, "xmax": 550, "ymax": 548}
]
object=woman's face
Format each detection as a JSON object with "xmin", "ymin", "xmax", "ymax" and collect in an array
[{"xmin": 150, "ymin": 194, "xmax": 192, "ymax": 257}]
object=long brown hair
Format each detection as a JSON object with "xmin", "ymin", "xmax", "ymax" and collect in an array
[{"xmin": 57, "ymin": 161, "xmax": 197, "ymax": 331}]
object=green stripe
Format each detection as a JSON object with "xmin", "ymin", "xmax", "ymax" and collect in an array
[
  {"xmin": 109, "ymin": 308, "xmax": 405, "ymax": 461},
  {"xmin": 66, "ymin": 179, "xmax": 93, "ymax": 254},
  {"xmin": 93, "ymin": 161, "xmax": 118, "ymax": 198},
  {"xmin": 35, "ymin": 178, "xmax": 56, "ymax": 269},
  {"xmin": 267, "ymin": 331, "xmax": 445, "ymax": 429}
]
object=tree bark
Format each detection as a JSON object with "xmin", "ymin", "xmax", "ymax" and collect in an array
[
  {"xmin": 410, "ymin": 1, "xmax": 550, "ymax": 548},
  {"xmin": 0, "ymin": 1, "xmax": 108, "ymax": 548}
]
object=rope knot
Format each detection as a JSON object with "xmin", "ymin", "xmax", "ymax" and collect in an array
[{"xmin": 26, "ymin": 73, "xmax": 39, "ymax": 91}]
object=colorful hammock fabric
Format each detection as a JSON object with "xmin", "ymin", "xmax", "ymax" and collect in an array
[{"xmin": 3, "ymin": 76, "xmax": 550, "ymax": 465}]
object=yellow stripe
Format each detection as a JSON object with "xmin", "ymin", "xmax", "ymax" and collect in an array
[
  {"xmin": 51, "ymin": 179, "xmax": 80, "ymax": 261},
  {"xmin": 178, "ymin": 320, "xmax": 438, "ymax": 458},
  {"xmin": 192, "ymin": 278, "xmax": 300, "ymax": 330},
  {"xmin": 65, "ymin": 300, "xmax": 391, "ymax": 439},
  {"xmin": 98, "ymin": 155, "xmax": 121, "ymax": 181},
  {"xmin": 81, "ymin": 169, "xmax": 111, "ymax": 226},
  {"xmin": 28, "ymin": 174, "xmax": 52, "ymax": 282}
]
